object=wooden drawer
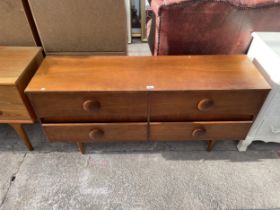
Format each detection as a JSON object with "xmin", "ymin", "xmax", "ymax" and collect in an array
[
  {"xmin": 0, "ymin": 47, "xmax": 43, "ymax": 123},
  {"xmin": 150, "ymin": 121, "xmax": 252, "ymax": 141},
  {"xmin": 28, "ymin": 92, "xmax": 147, "ymax": 123},
  {"xmin": 43, "ymin": 123, "xmax": 147, "ymax": 143},
  {"xmin": 150, "ymin": 91, "xmax": 268, "ymax": 121},
  {"xmin": 0, "ymin": 86, "xmax": 31, "ymax": 122}
]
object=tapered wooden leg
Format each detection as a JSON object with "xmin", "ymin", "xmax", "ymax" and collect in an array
[
  {"xmin": 207, "ymin": 140, "xmax": 217, "ymax": 152},
  {"xmin": 10, "ymin": 123, "xmax": 33, "ymax": 151},
  {"xmin": 77, "ymin": 143, "xmax": 85, "ymax": 154}
]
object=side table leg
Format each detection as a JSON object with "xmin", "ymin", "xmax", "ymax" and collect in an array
[
  {"xmin": 10, "ymin": 123, "xmax": 33, "ymax": 151},
  {"xmin": 207, "ymin": 140, "xmax": 217, "ymax": 152},
  {"xmin": 237, "ymin": 139, "xmax": 252, "ymax": 152},
  {"xmin": 77, "ymin": 143, "xmax": 85, "ymax": 154}
]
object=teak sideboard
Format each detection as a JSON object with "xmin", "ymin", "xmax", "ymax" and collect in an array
[{"xmin": 25, "ymin": 55, "xmax": 270, "ymax": 154}]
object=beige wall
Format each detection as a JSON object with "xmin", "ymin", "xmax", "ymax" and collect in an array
[
  {"xmin": 0, "ymin": 0, "xmax": 36, "ymax": 46},
  {"xmin": 28, "ymin": 0, "xmax": 128, "ymax": 54}
]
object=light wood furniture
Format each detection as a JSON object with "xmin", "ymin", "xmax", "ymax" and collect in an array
[
  {"xmin": 238, "ymin": 32, "xmax": 280, "ymax": 151},
  {"xmin": 0, "ymin": 47, "xmax": 43, "ymax": 150},
  {"xmin": 26, "ymin": 55, "xmax": 270, "ymax": 154}
]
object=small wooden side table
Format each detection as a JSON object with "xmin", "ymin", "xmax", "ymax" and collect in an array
[
  {"xmin": 238, "ymin": 32, "xmax": 280, "ymax": 151},
  {"xmin": 0, "ymin": 47, "xmax": 43, "ymax": 150}
]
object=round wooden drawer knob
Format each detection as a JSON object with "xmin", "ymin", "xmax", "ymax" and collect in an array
[
  {"xmin": 0, "ymin": 111, "xmax": 3, "ymax": 116},
  {"xmin": 82, "ymin": 100, "xmax": 101, "ymax": 112},
  {"xmin": 89, "ymin": 129, "xmax": 104, "ymax": 140},
  {"xmin": 192, "ymin": 128, "xmax": 206, "ymax": 137},
  {"xmin": 197, "ymin": 98, "xmax": 214, "ymax": 111}
]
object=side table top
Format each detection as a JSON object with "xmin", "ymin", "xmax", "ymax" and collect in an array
[
  {"xmin": 0, "ymin": 47, "xmax": 42, "ymax": 85},
  {"xmin": 251, "ymin": 32, "xmax": 280, "ymax": 85},
  {"xmin": 252, "ymin": 32, "xmax": 280, "ymax": 57},
  {"xmin": 26, "ymin": 55, "xmax": 270, "ymax": 92}
]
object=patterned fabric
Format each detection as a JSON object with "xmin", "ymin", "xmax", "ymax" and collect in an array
[
  {"xmin": 148, "ymin": 0, "xmax": 280, "ymax": 55},
  {"xmin": 152, "ymin": 0, "xmax": 280, "ymax": 7}
]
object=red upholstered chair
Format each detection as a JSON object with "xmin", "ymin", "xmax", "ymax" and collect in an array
[{"xmin": 147, "ymin": 0, "xmax": 280, "ymax": 55}]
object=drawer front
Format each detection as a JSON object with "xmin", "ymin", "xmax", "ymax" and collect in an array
[
  {"xmin": 150, "ymin": 121, "xmax": 252, "ymax": 141},
  {"xmin": 150, "ymin": 90, "xmax": 269, "ymax": 121},
  {"xmin": 0, "ymin": 86, "xmax": 31, "ymax": 122},
  {"xmin": 28, "ymin": 92, "xmax": 147, "ymax": 123},
  {"xmin": 43, "ymin": 123, "xmax": 147, "ymax": 143}
]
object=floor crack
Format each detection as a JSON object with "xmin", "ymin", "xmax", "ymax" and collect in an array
[{"xmin": 0, "ymin": 152, "xmax": 28, "ymax": 208}]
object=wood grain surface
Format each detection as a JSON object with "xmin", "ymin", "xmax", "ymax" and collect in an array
[
  {"xmin": 150, "ymin": 121, "xmax": 252, "ymax": 141},
  {"xmin": 26, "ymin": 55, "xmax": 270, "ymax": 92},
  {"xmin": 28, "ymin": 92, "xmax": 148, "ymax": 123},
  {"xmin": 150, "ymin": 90, "xmax": 269, "ymax": 121},
  {"xmin": 0, "ymin": 47, "xmax": 43, "ymax": 122},
  {"xmin": 0, "ymin": 85, "xmax": 32, "ymax": 121},
  {"xmin": 0, "ymin": 47, "xmax": 42, "ymax": 84},
  {"xmin": 43, "ymin": 123, "xmax": 148, "ymax": 143}
]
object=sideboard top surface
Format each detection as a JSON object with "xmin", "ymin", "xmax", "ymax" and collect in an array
[{"xmin": 26, "ymin": 55, "xmax": 270, "ymax": 92}]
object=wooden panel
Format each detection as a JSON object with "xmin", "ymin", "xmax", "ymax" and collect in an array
[
  {"xmin": 16, "ymin": 49, "xmax": 43, "ymax": 121},
  {"xmin": 150, "ymin": 90, "xmax": 269, "ymax": 121},
  {"xmin": 0, "ymin": 47, "xmax": 43, "ymax": 122},
  {"xmin": 28, "ymin": 92, "xmax": 148, "ymax": 123},
  {"xmin": 0, "ymin": 47, "xmax": 42, "ymax": 84},
  {"xmin": 26, "ymin": 55, "xmax": 270, "ymax": 92},
  {"xmin": 150, "ymin": 121, "xmax": 252, "ymax": 141},
  {"xmin": 43, "ymin": 123, "xmax": 147, "ymax": 143},
  {"xmin": 0, "ymin": 85, "xmax": 31, "ymax": 121}
]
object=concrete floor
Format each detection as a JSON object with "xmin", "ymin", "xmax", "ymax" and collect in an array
[
  {"xmin": 1, "ymin": 124, "xmax": 280, "ymax": 210},
  {"xmin": 1, "ymin": 43, "xmax": 280, "ymax": 210}
]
